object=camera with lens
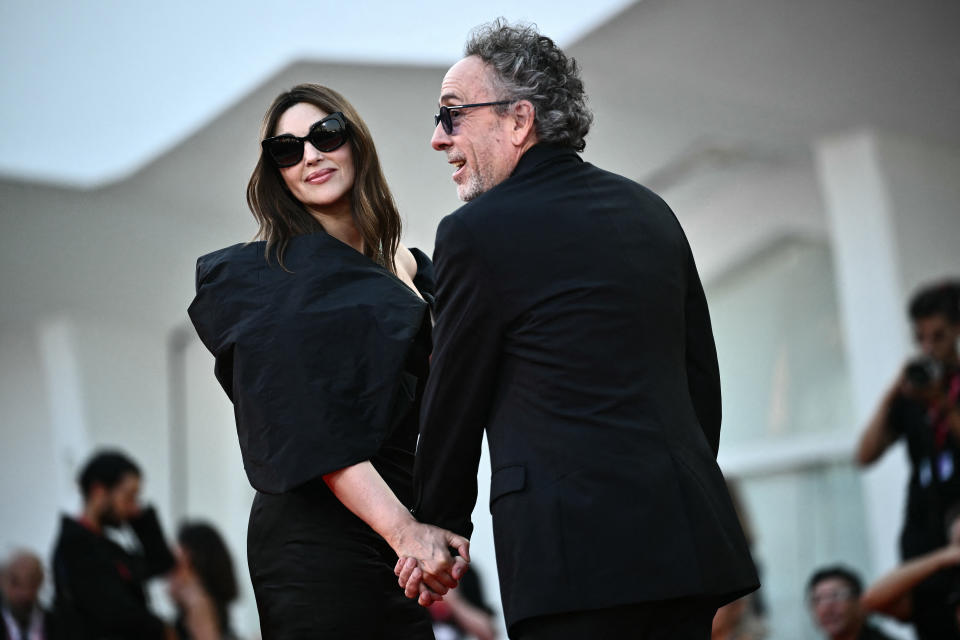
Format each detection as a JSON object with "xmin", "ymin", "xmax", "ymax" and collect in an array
[{"xmin": 905, "ymin": 356, "xmax": 944, "ymax": 390}]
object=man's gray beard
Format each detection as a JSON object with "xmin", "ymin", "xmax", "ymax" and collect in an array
[{"xmin": 458, "ymin": 170, "xmax": 488, "ymax": 202}]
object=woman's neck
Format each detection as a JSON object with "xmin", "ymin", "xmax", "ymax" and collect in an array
[{"xmin": 310, "ymin": 204, "xmax": 364, "ymax": 254}]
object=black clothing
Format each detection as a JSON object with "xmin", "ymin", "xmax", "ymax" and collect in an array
[
  {"xmin": 910, "ymin": 566, "xmax": 960, "ymax": 640},
  {"xmin": 0, "ymin": 606, "xmax": 60, "ymax": 640},
  {"xmin": 247, "ymin": 479, "xmax": 432, "ymax": 639},
  {"xmin": 887, "ymin": 371, "xmax": 960, "ymax": 640},
  {"xmin": 892, "ymin": 369, "xmax": 960, "ymax": 560},
  {"xmin": 189, "ymin": 234, "xmax": 436, "ymax": 639},
  {"xmin": 511, "ymin": 598, "xmax": 716, "ymax": 640},
  {"xmin": 50, "ymin": 508, "xmax": 174, "ymax": 640},
  {"xmin": 415, "ymin": 144, "xmax": 759, "ymax": 632},
  {"xmin": 188, "ymin": 233, "xmax": 434, "ymax": 496}
]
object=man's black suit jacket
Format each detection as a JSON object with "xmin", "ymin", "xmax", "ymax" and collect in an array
[{"xmin": 415, "ymin": 143, "xmax": 759, "ymax": 631}]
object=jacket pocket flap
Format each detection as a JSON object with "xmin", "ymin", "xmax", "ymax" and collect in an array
[{"xmin": 489, "ymin": 465, "xmax": 526, "ymax": 510}]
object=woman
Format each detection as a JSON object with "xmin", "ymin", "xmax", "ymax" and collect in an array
[
  {"xmin": 169, "ymin": 521, "xmax": 239, "ymax": 640},
  {"xmin": 188, "ymin": 84, "xmax": 467, "ymax": 638}
]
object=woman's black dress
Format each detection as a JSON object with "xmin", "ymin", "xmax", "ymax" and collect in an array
[{"xmin": 188, "ymin": 233, "xmax": 436, "ymax": 639}]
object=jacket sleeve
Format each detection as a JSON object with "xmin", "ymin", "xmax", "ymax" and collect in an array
[
  {"xmin": 414, "ymin": 215, "xmax": 504, "ymax": 538},
  {"xmin": 188, "ymin": 245, "xmax": 428, "ymax": 494},
  {"xmin": 128, "ymin": 507, "xmax": 175, "ymax": 579},
  {"xmin": 684, "ymin": 242, "xmax": 723, "ymax": 456}
]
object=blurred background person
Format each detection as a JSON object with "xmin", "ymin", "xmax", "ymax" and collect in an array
[
  {"xmin": 50, "ymin": 449, "xmax": 181, "ymax": 640},
  {"xmin": 807, "ymin": 566, "xmax": 894, "ymax": 640},
  {"xmin": 430, "ymin": 565, "xmax": 496, "ymax": 640},
  {"xmin": 858, "ymin": 281, "xmax": 960, "ymax": 557},
  {"xmin": 169, "ymin": 521, "xmax": 239, "ymax": 640},
  {"xmin": 712, "ymin": 595, "xmax": 766, "ymax": 640},
  {"xmin": 1, "ymin": 550, "xmax": 57, "ymax": 640},
  {"xmin": 857, "ymin": 281, "xmax": 960, "ymax": 637},
  {"xmin": 860, "ymin": 504, "xmax": 960, "ymax": 639}
]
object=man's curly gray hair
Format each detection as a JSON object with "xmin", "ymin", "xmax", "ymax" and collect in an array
[{"xmin": 465, "ymin": 19, "xmax": 593, "ymax": 152}]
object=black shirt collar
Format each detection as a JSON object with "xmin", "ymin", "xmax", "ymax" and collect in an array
[{"xmin": 511, "ymin": 142, "xmax": 582, "ymax": 179}]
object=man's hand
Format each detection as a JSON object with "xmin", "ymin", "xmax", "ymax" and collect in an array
[
  {"xmin": 388, "ymin": 522, "xmax": 469, "ymax": 598},
  {"xmin": 393, "ymin": 539, "xmax": 470, "ymax": 607},
  {"xmin": 395, "ymin": 557, "xmax": 443, "ymax": 606},
  {"xmin": 394, "ymin": 555, "xmax": 470, "ymax": 606}
]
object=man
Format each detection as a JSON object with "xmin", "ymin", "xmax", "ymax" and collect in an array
[
  {"xmin": 857, "ymin": 281, "xmax": 960, "ymax": 639},
  {"xmin": 808, "ymin": 566, "xmax": 895, "ymax": 640},
  {"xmin": 1, "ymin": 550, "xmax": 57, "ymax": 640},
  {"xmin": 404, "ymin": 19, "xmax": 759, "ymax": 639},
  {"xmin": 51, "ymin": 450, "xmax": 177, "ymax": 640},
  {"xmin": 858, "ymin": 281, "xmax": 960, "ymax": 556}
]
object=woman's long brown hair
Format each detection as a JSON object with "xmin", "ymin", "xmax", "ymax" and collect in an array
[{"xmin": 246, "ymin": 84, "xmax": 401, "ymax": 272}]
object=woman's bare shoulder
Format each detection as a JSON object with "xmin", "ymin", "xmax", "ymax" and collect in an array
[{"xmin": 395, "ymin": 243, "xmax": 418, "ymax": 280}]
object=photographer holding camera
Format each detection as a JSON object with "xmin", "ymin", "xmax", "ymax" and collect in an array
[{"xmin": 857, "ymin": 280, "xmax": 960, "ymax": 639}]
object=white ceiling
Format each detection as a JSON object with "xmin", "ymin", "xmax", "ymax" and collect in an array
[
  {"xmin": 572, "ymin": 0, "xmax": 960, "ymax": 152},
  {"xmin": 0, "ymin": 0, "xmax": 632, "ymax": 187}
]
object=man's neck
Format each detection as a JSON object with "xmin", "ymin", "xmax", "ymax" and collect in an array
[{"xmin": 79, "ymin": 504, "xmax": 103, "ymax": 534}]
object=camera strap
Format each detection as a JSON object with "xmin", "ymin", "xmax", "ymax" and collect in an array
[{"xmin": 929, "ymin": 372, "xmax": 960, "ymax": 450}]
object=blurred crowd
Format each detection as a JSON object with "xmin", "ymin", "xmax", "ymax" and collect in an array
[
  {"xmin": 1, "ymin": 451, "xmax": 241, "ymax": 640},
  {"xmin": 0, "ymin": 449, "xmax": 497, "ymax": 640}
]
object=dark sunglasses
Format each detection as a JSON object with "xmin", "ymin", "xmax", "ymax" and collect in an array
[
  {"xmin": 434, "ymin": 101, "xmax": 513, "ymax": 135},
  {"xmin": 261, "ymin": 112, "xmax": 350, "ymax": 168}
]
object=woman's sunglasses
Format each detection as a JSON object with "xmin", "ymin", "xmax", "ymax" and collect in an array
[{"xmin": 261, "ymin": 112, "xmax": 350, "ymax": 168}]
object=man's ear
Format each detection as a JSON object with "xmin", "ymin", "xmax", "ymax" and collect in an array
[
  {"xmin": 86, "ymin": 483, "xmax": 106, "ymax": 508},
  {"xmin": 510, "ymin": 100, "xmax": 536, "ymax": 146}
]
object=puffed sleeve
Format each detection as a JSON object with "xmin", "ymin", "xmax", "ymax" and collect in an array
[{"xmin": 188, "ymin": 236, "xmax": 429, "ymax": 494}]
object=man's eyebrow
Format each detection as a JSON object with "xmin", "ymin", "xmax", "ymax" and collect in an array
[{"xmin": 439, "ymin": 92, "xmax": 461, "ymax": 104}]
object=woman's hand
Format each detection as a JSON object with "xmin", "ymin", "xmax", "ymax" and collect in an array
[{"xmin": 168, "ymin": 562, "xmax": 221, "ymax": 640}]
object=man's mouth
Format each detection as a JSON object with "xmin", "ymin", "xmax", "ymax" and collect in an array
[{"xmin": 450, "ymin": 158, "xmax": 466, "ymax": 179}]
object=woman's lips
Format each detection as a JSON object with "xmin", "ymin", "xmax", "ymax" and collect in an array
[{"xmin": 306, "ymin": 168, "xmax": 335, "ymax": 184}]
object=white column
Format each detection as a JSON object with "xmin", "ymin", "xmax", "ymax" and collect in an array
[{"xmin": 38, "ymin": 317, "xmax": 92, "ymax": 513}]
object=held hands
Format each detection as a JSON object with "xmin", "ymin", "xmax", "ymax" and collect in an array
[{"xmin": 389, "ymin": 522, "xmax": 470, "ymax": 607}]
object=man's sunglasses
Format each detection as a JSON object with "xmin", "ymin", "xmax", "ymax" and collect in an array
[
  {"xmin": 434, "ymin": 101, "xmax": 513, "ymax": 135},
  {"xmin": 261, "ymin": 112, "xmax": 350, "ymax": 168}
]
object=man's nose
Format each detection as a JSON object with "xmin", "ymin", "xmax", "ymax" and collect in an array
[{"xmin": 431, "ymin": 123, "xmax": 451, "ymax": 151}]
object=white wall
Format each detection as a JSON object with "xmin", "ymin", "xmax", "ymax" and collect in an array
[{"xmin": 0, "ymin": 324, "xmax": 62, "ymax": 564}]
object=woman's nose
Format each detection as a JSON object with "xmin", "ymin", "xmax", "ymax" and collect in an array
[{"xmin": 303, "ymin": 141, "xmax": 324, "ymax": 163}]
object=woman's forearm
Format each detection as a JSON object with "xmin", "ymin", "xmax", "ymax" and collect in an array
[
  {"xmin": 324, "ymin": 460, "xmax": 470, "ymax": 602},
  {"xmin": 322, "ymin": 460, "xmax": 417, "ymax": 553}
]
